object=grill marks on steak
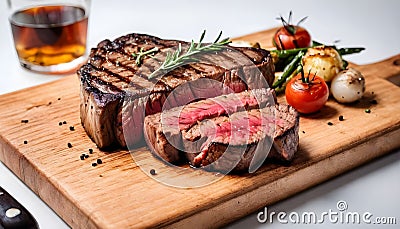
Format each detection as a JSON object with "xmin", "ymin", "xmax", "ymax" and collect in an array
[
  {"xmin": 79, "ymin": 33, "xmax": 275, "ymax": 149},
  {"xmin": 82, "ymin": 33, "xmax": 273, "ymax": 96}
]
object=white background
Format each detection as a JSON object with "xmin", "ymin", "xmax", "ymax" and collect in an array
[{"xmin": 0, "ymin": 0, "xmax": 399, "ymax": 228}]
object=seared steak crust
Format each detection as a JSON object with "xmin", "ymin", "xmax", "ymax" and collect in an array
[{"xmin": 79, "ymin": 33, "xmax": 275, "ymax": 149}]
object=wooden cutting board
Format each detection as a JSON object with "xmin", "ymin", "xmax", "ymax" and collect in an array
[{"xmin": 1, "ymin": 28, "xmax": 400, "ymax": 229}]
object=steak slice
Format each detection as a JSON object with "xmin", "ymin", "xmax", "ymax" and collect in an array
[
  {"xmin": 144, "ymin": 88, "xmax": 276, "ymax": 163},
  {"xmin": 144, "ymin": 88, "xmax": 299, "ymax": 172},
  {"xmin": 184, "ymin": 104, "xmax": 299, "ymax": 172},
  {"xmin": 79, "ymin": 33, "xmax": 275, "ymax": 149}
]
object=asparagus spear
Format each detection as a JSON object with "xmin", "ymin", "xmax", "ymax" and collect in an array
[
  {"xmin": 272, "ymin": 51, "xmax": 304, "ymax": 89},
  {"xmin": 270, "ymin": 41, "xmax": 323, "ymax": 62},
  {"xmin": 271, "ymin": 46, "xmax": 364, "ymax": 61},
  {"xmin": 274, "ymin": 64, "xmax": 303, "ymax": 93},
  {"xmin": 337, "ymin": 47, "xmax": 365, "ymax": 55}
]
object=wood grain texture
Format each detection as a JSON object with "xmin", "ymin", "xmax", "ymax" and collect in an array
[{"xmin": 1, "ymin": 28, "xmax": 400, "ymax": 229}]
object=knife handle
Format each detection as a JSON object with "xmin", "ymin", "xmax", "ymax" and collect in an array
[{"xmin": 0, "ymin": 187, "xmax": 39, "ymax": 229}]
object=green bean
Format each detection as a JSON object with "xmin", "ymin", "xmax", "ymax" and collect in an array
[
  {"xmin": 336, "ymin": 47, "xmax": 365, "ymax": 55},
  {"xmin": 270, "ymin": 48, "xmax": 308, "ymax": 60},
  {"xmin": 274, "ymin": 64, "xmax": 303, "ymax": 93},
  {"xmin": 270, "ymin": 45, "xmax": 364, "ymax": 60},
  {"xmin": 312, "ymin": 40, "xmax": 324, "ymax": 46},
  {"xmin": 272, "ymin": 51, "xmax": 304, "ymax": 89}
]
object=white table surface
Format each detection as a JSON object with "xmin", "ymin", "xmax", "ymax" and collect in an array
[{"xmin": 0, "ymin": 0, "xmax": 399, "ymax": 228}]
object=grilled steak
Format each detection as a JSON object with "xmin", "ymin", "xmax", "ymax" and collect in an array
[
  {"xmin": 144, "ymin": 88, "xmax": 299, "ymax": 172},
  {"xmin": 79, "ymin": 33, "xmax": 275, "ymax": 149},
  {"xmin": 144, "ymin": 88, "xmax": 276, "ymax": 163},
  {"xmin": 184, "ymin": 104, "xmax": 299, "ymax": 172}
]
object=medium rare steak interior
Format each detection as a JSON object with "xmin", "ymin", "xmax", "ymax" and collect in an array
[
  {"xmin": 183, "ymin": 104, "xmax": 299, "ymax": 172},
  {"xmin": 144, "ymin": 88, "xmax": 276, "ymax": 163},
  {"xmin": 78, "ymin": 33, "xmax": 275, "ymax": 149},
  {"xmin": 144, "ymin": 88, "xmax": 300, "ymax": 173}
]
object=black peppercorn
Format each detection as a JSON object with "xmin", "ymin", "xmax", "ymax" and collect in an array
[
  {"xmin": 69, "ymin": 126, "xmax": 75, "ymax": 131},
  {"xmin": 59, "ymin": 122, "xmax": 62, "ymax": 126},
  {"xmin": 97, "ymin": 159, "xmax": 102, "ymax": 164},
  {"xmin": 92, "ymin": 163, "xmax": 97, "ymax": 167},
  {"xmin": 84, "ymin": 154, "xmax": 89, "ymax": 159},
  {"xmin": 339, "ymin": 115, "xmax": 344, "ymax": 121},
  {"xmin": 89, "ymin": 148, "xmax": 93, "ymax": 154},
  {"xmin": 63, "ymin": 121, "xmax": 67, "ymax": 124},
  {"xmin": 327, "ymin": 122, "xmax": 333, "ymax": 126},
  {"xmin": 150, "ymin": 169, "xmax": 156, "ymax": 175},
  {"xmin": 80, "ymin": 155, "xmax": 85, "ymax": 160},
  {"xmin": 23, "ymin": 140, "xmax": 28, "ymax": 144},
  {"xmin": 67, "ymin": 143, "xmax": 72, "ymax": 148}
]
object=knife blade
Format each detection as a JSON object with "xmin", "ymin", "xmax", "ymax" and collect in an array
[{"xmin": 0, "ymin": 186, "xmax": 39, "ymax": 229}]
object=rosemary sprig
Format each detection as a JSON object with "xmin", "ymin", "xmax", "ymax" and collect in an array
[
  {"xmin": 132, "ymin": 47, "xmax": 159, "ymax": 66},
  {"xmin": 148, "ymin": 30, "xmax": 231, "ymax": 79}
]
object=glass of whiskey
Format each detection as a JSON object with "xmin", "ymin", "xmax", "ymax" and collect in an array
[{"xmin": 8, "ymin": 0, "xmax": 91, "ymax": 74}]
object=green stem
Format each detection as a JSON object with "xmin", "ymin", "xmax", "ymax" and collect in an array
[{"xmin": 134, "ymin": 47, "xmax": 159, "ymax": 66}]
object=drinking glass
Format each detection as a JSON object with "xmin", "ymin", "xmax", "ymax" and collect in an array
[{"xmin": 8, "ymin": 0, "xmax": 91, "ymax": 74}]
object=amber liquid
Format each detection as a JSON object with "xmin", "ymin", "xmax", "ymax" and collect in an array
[{"xmin": 10, "ymin": 5, "xmax": 88, "ymax": 67}]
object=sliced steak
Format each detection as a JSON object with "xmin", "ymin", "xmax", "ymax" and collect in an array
[
  {"xmin": 184, "ymin": 104, "xmax": 299, "ymax": 172},
  {"xmin": 144, "ymin": 89, "xmax": 299, "ymax": 172},
  {"xmin": 144, "ymin": 88, "xmax": 276, "ymax": 163},
  {"xmin": 79, "ymin": 33, "xmax": 275, "ymax": 149}
]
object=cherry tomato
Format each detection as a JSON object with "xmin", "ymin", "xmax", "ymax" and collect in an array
[
  {"xmin": 273, "ymin": 26, "xmax": 311, "ymax": 50},
  {"xmin": 285, "ymin": 73, "xmax": 329, "ymax": 114}
]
